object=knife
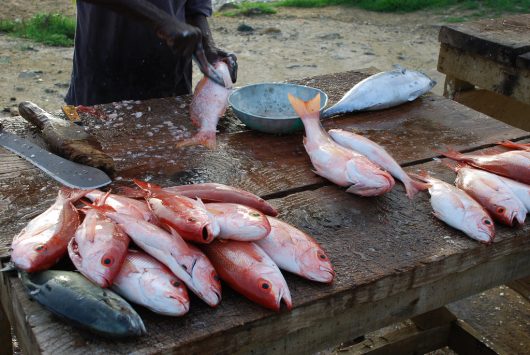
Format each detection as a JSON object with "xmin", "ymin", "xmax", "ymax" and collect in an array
[{"xmin": 0, "ymin": 122, "xmax": 111, "ymax": 189}]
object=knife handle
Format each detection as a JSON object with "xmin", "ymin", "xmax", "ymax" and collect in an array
[{"xmin": 18, "ymin": 101, "xmax": 54, "ymax": 130}]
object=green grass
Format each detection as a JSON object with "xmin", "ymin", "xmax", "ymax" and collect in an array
[
  {"xmin": 0, "ymin": 13, "xmax": 76, "ymax": 46},
  {"xmin": 276, "ymin": 0, "xmax": 530, "ymax": 13}
]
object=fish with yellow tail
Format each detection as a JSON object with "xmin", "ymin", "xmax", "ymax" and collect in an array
[{"xmin": 287, "ymin": 93, "xmax": 395, "ymax": 196}]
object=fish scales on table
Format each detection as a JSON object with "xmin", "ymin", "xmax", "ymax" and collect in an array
[
  {"xmin": 321, "ymin": 66, "xmax": 436, "ymax": 118},
  {"xmin": 20, "ymin": 270, "xmax": 146, "ymax": 337},
  {"xmin": 412, "ymin": 172, "xmax": 495, "ymax": 244},
  {"xmin": 68, "ymin": 192, "xmax": 130, "ymax": 288},
  {"xmin": 255, "ymin": 217, "xmax": 335, "ymax": 283},
  {"xmin": 134, "ymin": 179, "xmax": 220, "ymax": 244},
  {"xmin": 288, "ymin": 93, "xmax": 395, "ymax": 196},
  {"xmin": 112, "ymin": 249, "xmax": 190, "ymax": 316},
  {"xmin": 99, "ymin": 209, "xmax": 222, "ymax": 307},
  {"xmin": 11, "ymin": 188, "xmax": 89, "ymax": 272},
  {"xmin": 328, "ymin": 129, "xmax": 429, "ymax": 199},
  {"xmin": 452, "ymin": 165, "xmax": 527, "ymax": 226},
  {"xmin": 201, "ymin": 239, "xmax": 292, "ymax": 312},
  {"xmin": 205, "ymin": 202, "xmax": 271, "ymax": 241},
  {"xmin": 176, "ymin": 61, "xmax": 233, "ymax": 149}
]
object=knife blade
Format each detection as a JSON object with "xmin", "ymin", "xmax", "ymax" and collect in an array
[{"xmin": 0, "ymin": 125, "xmax": 111, "ymax": 189}]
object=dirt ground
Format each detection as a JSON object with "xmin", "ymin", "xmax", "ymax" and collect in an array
[{"xmin": 0, "ymin": 1, "xmax": 451, "ymax": 116}]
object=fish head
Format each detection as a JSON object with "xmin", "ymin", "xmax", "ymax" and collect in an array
[
  {"xmin": 251, "ymin": 269, "xmax": 293, "ymax": 312},
  {"xmin": 465, "ymin": 209, "xmax": 495, "ymax": 244},
  {"xmin": 69, "ymin": 227, "xmax": 129, "ymax": 288},
  {"xmin": 488, "ymin": 195, "xmax": 526, "ymax": 226},
  {"xmin": 186, "ymin": 245, "xmax": 222, "ymax": 306},
  {"xmin": 346, "ymin": 163, "xmax": 395, "ymax": 196},
  {"xmin": 11, "ymin": 236, "xmax": 58, "ymax": 272},
  {"xmin": 298, "ymin": 245, "xmax": 335, "ymax": 283},
  {"xmin": 403, "ymin": 70, "xmax": 436, "ymax": 99},
  {"xmin": 139, "ymin": 272, "xmax": 190, "ymax": 315}
]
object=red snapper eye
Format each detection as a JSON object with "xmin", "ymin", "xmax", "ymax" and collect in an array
[
  {"xmin": 317, "ymin": 251, "xmax": 327, "ymax": 260},
  {"xmin": 211, "ymin": 271, "xmax": 220, "ymax": 283},
  {"xmin": 496, "ymin": 207, "xmax": 505, "ymax": 214},
  {"xmin": 482, "ymin": 218, "xmax": 493, "ymax": 226},
  {"xmin": 171, "ymin": 279, "xmax": 181, "ymax": 288},
  {"xmin": 258, "ymin": 278, "xmax": 272, "ymax": 293},
  {"xmin": 101, "ymin": 255, "xmax": 115, "ymax": 267},
  {"xmin": 34, "ymin": 244, "xmax": 47, "ymax": 252}
]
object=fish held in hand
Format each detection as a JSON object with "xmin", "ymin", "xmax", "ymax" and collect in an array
[
  {"xmin": 103, "ymin": 211, "xmax": 222, "ymax": 307},
  {"xmin": 20, "ymin": 270, "xmax": 146, "ymax": 337},
  {"xmin": 322, "ymin": 66, "xmax": 436, "ymax": 118},
  {"xmin": 134, "ymin": 179, "xmax": 220, "ymax": 244},
  {"xmin": 288, "ymin": 93, "xmax": 394, "ymax": 196},
  {"xmin": 68, "ymin": 196, "xmax": 130, "ymax": 288},
  {"xmin": 112, "ymin": 249, "xmax": 190, "ymax": 316},
  {"xmin": 164, "ymin": 183, "xmax": 278, "ymax": 216},
  {"xmin": 206, "ymin": 202, "xmax": 271, "ymax": 241},
  {"xmin": 452, "ymin": 165, "xmax": 526, "ymax": 226},
  {"xmin": 255, "ymin": 217, "xmax": 334, "ymax": 283},
  {"xmin": 412, "ymin": 172, "xmax": 495, "ymax": 244},
  {"xmin": 329, "ymin": 129, "xmax": 428, "ymax": 199},
  {"xmin": 176, "ymin": 61, "xmax": 233, "ymax": 149},
  {"xmin": 440, "ymin": 148, "xmax": 530, "ymax": 185},
  {"xmin": 11, "ymin": 188, "xmax": 89, "ymax": 272},
  {"xmin": 202, "ymin": 239, "xmax": 292, "ymax": 312}
]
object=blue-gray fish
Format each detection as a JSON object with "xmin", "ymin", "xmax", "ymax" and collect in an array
[
  {"xmin": 322, "ymin": 66, "xmax": 436, "ymax": 118},
  {"xmin": 20, "ymin": 270, "xmax": 146, "ymax": 337}
]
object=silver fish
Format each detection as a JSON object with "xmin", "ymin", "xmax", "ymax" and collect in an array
[{"xmin": 322, "ymin": 66, "xmax": 436, "ymax": 118}]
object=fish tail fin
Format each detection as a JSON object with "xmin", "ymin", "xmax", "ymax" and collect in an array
[
  {"xmin": 403, "ymin": 178, "xmax": 430, "ymax": 199},
  {"xmin": 115, "ymin": 185, "xmax": 145, "ymax": 198},
  {"xmin": 436, "ymin": 148, "xmax": 466, "ymax": 162},
  {"xmin": 408, "ymin": 170, "xmax": 432, "ymax": 185},
  {"xmin": 288, "ymin": 93, "xmax": 321, "ymax": 121},
  {"xmin": 496, "ymin": 140, "xmax": 529, "ymax": 150},
  {"xmin": 133, "ymin": 179, "xmax": 162, "ymax": 192},
  {"xmin": 59, "ymin": 187, "xmax": 91, "ymax": 202},
  {"xmin": 175, "ymin": 131, "xmax": 216, "ymax": 150},
  {"xmin": 80, "ymin": 198, "xmax": 116, "ymax": 213}
]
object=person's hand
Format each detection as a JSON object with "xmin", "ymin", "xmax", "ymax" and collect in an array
[
  {"xmin": 156, "ymin": 18, "xmax": 202, "ymax": 58},
  {"xmin": 205, "ymin": 47, "xmax": 238, "ymax": 84}
]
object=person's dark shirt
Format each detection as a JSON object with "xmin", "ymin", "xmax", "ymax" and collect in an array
[{"xmin": 65, "ymin": 0, "xmax": 212, "ymax": 106}]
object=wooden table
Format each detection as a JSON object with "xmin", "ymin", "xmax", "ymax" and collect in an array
[
  {"xmin": 437, "ymin": 14, "xmax": 530, "ymax": 105},
  {"xmin": 1, "ymin": 70, "xmax": 529, "ymax": 354}
]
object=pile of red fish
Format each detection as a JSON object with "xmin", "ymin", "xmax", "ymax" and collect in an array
[
  {"xmin": 11, "ymin": 181, "xmax": 334, "ymax": 315},
  {"xmin": 415, "ymin": 141, "xmax": 530, "ymax": 244}
]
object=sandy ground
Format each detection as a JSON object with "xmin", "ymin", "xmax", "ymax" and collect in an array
[{"xmin": 0, "ymin": 2, "xmax": 451, "ymax": 116}]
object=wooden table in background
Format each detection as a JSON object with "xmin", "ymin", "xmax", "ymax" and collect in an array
[
  {"xmin": 438, "ymin": 14, "xmax": 530, "ymax": 105},
  {"xmin": 1, "ymin": 70, "xmax": 529, "ymax": 354}
]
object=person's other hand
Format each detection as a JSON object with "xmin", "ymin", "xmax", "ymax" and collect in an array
[
  {"xmin": 156, "ymin": 19, "xmax": 202, "ymax": 58},
  {"xmin": 205, "ymin": 47, "xmax": 238, "ymax": 84}
]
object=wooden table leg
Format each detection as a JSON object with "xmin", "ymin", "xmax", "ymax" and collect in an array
[
  {"xmin": 443, "ymin": 76, "xmax": 475, "ymax": 99},
  {"xmin": 507, "ymin": 276, "xmax": 530, "ymax": 301},
  {"xmin": 0, "ymin": 300, "xmax": 13, "ymax": 355}
]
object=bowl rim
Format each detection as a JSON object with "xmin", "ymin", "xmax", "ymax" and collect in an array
[{"xmin": 228, "ymin": 82, "xmax": 329, "ymax": 121}]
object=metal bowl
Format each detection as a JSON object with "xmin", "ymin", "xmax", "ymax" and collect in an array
[{"xmin": 228, "ymin": 83, "xmax": 328, "ymax": 134}]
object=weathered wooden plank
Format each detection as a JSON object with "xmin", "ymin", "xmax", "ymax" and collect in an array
[
  {"xmin": 507, "ymin": 276, "xmax": 530, "ymax": 301},
  {"xmin": 438, "ymin": 14, "xmax": 530, "ymax": 66},
  {"xmin": 2, "ymin": 156, "xmax": 529, "ymax": 354},
  {"xmin": 339, "ymin": 308, "xmax": 455, "ymax": 354},
  {"xmin": 449, "ymin": 320, "xmax": 507, "ymax": 355},
  {"xmin": 438, "ymin": 43, "xmax": 530, "ymax": 105},
  {"xmin": 0, "ymin": 295, "xmax": 13, "ymax": 355}
]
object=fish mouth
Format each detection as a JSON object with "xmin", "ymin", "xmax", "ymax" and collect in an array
[
  {"xmin": 319, "ymin": 267, "xmax": 336, "ymax": 283},
  {"xmin": 276, "ymin": 288, "xmax": 293, "ymax": 312}
]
